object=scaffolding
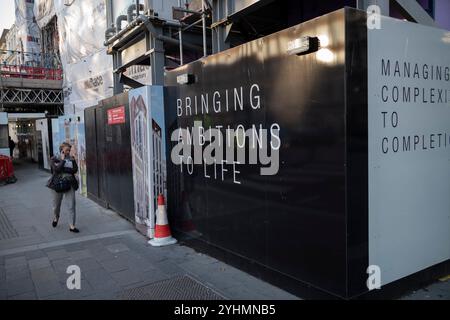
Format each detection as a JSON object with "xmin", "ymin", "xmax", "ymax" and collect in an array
[
  {"xmin": 0, "ymin": 49, "xmax": 63, "ymax": 113},
  {"xmin": 0, "ymin": 64, "xmax": 63, "ymax": 81},
  {"xmin": 104, "ymin": 0, "xmax": 213, "ymax": 93},
  {"xmin": 0, "ymin": 88, "xmax": 63, "ymax": 105},
  {"xmin": 174, "ymin": 0, "xmax": 212, "ymax": 63},
  {"xmin": 105, "ymin": 0, "xmax": 442, "ymax": 95},
  {"xmin": 0, "ymin": 49, "xmax": 62, "ymax": 70}
]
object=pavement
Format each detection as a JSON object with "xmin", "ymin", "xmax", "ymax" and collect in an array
[
  {"xmin": 400, "ymin": 280, "xmax": 450, "ymax": 300},
  {"xmin": 0, "ymin": 160, "xmax": 449, "ymax": 300},
  {"xmin": 0, "ymin": 160, "xmax": 298, "ymax": 300}
]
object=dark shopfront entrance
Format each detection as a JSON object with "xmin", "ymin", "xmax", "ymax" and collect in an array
[
  {"xmin": 7, "ymin": 114, "xmax": 48, "ymax": 163},
  {"xmin": 85, "ymin": 93, "xmax": 134, "ymax": 221}
]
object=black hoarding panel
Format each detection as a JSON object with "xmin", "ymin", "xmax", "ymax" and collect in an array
[
  {"xmin": 85, "ymin": 106, "xmax": 100, "ymax": 200},
  {"xmin": 119, "ymin": 100, "xmax": 135, "ymax": 221},
  {"xmin": 101, "ymin": 93, "xmax": 135, "ymax": 221},
  {"xmin": 165, "ymin": 8, "xmax": 365, "ymax": 298},
  {"xmin": 36, "ymin": 129, "xmax": 44, "ymax": 170},
  {"xmin": 262, "ymin": 9, "xmax": 347, "ymax": 297},
  {"xmin": 48, "ymin": 118, "xmax": 55, "ymax": 158},
  {"xmin": 104, "ymin": 98, "xmax": 121, "ymax": 213},
  {"xmin": 165, "ymin": 86, "xmax": 183, "ymax": 231},
  {"xmin": 95, "ymin": 105, "xmax": 108, "ymax": 205},
  {"xmin": 85, "ymin": 93, "xmax": 135, "ymax": 221},
  {"xmin": 345, "ymin": 9, "xmax": 369, "ymax": 299}
]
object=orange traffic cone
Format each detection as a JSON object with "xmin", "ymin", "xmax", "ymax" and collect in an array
[{"xmin": 148, "ymin": 194, "xmax": 177, "ymax": 247}]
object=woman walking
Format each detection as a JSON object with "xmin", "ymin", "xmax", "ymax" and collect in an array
[{"xmin": 48, "ymin": 142, "xmax": 80, "ymax": 233}]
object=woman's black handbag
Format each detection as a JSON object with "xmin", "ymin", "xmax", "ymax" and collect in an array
[
  {"xmin": 68, "ymin": 174, "xmax": 79, "ymax": 191},
  {"xmin": 47, "ymin": 174, "xmax": 71, "ymax": 193}
]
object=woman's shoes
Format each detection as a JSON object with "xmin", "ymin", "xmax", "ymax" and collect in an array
[{"xmin": 53, "ymin": 220, "xmax": 79, "ymax": 233}]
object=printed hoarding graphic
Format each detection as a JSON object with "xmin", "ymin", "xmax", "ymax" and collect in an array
[
  {"xmin": 170, "ymin": 83, "xmax": 281, "ymax": 185},
  {"xmin": 76, "ymin": 113, "xmax": 87, "ymax": 197},
  {"xmin": 51, "ymin": 118, "xmax": 60, "ymax": 156},
  {"xmin": 130, "ymin": 92, "xmax": 150, "ymax": 228},
  {"xmin": 368, "ymin": 17, "xmax": 450, "ymax": 286},
  {"xmin": 35, "ymin": 119, "xmax": 50, "ymax": 170},
  {"xmin": 129, "ymin": 86, "xmax": 167, "ymax": 238}
]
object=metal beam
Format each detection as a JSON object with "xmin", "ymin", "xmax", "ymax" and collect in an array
[
  {"xmin": 211, "ymin": 0, "xmax": 232, "ymax": 54},
  {"xmin": 113, "ymin": 52, "xmax": 124, "ymax": 95},
  {"xmin": 393, "ymin": 0, "xmax": 436, "ymax": 27},
  {"xmin": 106, "ymin": 0, "xmax": 113, "ymax": 27},
  {"xmin": 151, "ymin": 39, "xmax": 165, "ymax": 85},
  {"xmin": 7, "ymin": 113, "xmax": 46, "ymax": 120},
  {"xmin": 202, "ymin": 0, "xmax": 207, "ymax": 57}
]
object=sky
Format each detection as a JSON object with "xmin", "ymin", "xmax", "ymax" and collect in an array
[{"xmin": 0, "ymin": 0, "xmax": 16, "ymax": 35}]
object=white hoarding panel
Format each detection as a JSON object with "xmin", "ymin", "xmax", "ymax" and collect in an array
[{"xmin": 368, "ymin": 17, "xmax": 450, "ymax": 286}]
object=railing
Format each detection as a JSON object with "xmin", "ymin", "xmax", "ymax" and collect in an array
[
  {"xmin": 0, "ymin": 49, "xmax": 62, "ymax": 69},
  {"xmin": 0, "ymin": 64, "xmax": 63, "ymax": 81}
]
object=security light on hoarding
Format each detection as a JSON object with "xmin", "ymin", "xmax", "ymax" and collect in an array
[
  {"xmin": 287, "ymin": 36, "xmax": 320, "ymax": 55},
  {"xmin": 177, "ymin": 73, "xmax": 195, "ymax": 85}
]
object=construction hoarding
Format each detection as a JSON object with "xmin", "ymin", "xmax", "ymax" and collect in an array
[{"xmin": 165, "ymin": 8, "xmax": 450, "ymax": 298}]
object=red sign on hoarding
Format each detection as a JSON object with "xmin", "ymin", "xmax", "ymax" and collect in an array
[{"xmin": 107, "ymin": 106, "xmax": 126, "ymax": 125}]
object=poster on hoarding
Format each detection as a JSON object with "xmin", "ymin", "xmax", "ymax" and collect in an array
[
  {"xmin": 35, "ymin": 119, "xmax": 51, "ymax": 170},
  {"xmin": 129, "ymin": 86, "xmax": 167, "ymax": 238},
  {"xmin": 76, "ymin": 112, "xmax": 87, "ymax": 197},
  {"xmin": 51, "ymin": 118, "xmax": 60, "ymax": 156}
]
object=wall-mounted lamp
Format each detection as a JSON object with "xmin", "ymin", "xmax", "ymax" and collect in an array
[
  {"xmin": 177, "ymin": 73, "xmax": 195, "ymax": 85},
  {"xmin": 287, "ymin": 36, "xmax": 320, "ymax": 56}
]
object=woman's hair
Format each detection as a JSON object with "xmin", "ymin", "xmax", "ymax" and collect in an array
[{"xmin": 59, "ymin": 142, "xmax": 72, "ymax": 152}]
